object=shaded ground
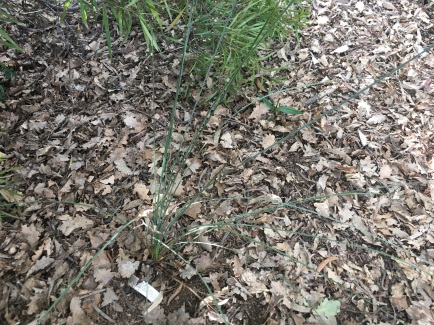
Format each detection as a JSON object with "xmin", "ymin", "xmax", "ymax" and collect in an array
[{"xmin": 1, "ymin": 0, "xmax": 433, "ymax": 324}]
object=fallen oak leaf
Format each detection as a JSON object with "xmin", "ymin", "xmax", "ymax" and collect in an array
[
  {"xmin": 262, "ymin": 134, "xmax": 275, "ymax": 149},
  {"xmin": 26, "ymin": 256, "xmax": 55, "ymax": 277}
]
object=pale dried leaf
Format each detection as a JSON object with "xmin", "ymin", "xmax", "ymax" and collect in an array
[
  {"xmin": 134, "ymin": 183, "xmax": 150, "ymax": 200},
  {"xmin": 194, "ymin": 253, "xmax": 213, "ymax": 272},
  {"xmin": 114, "ymin": 159, "xmax": 134, "ymax": 175},
  {"xmin": 262, "ymin": 134, "xmax": 275, "ymax": 149},
  {"xmin": 21, "ymin": 224, "xmax": 40, "ymax": 247},
  {"xmin": 314, "ymin": 201, "xmax": 330, "ymax": 217},
  {"xmin": 317, "ymin": 16, "xmax": 329, "ymax": 24},
  {"xmin": 58, "ymin": 215, "xmax": 94, "ymax": 236},
  {"xmin": 102, "ymin": 288, "xmax": 119, "ymax": 307},
  {"xmin": 184, "ymin": 202, "xmax": 202, "ymax": 218},
  {"xmin": 26, "ymin": 256, "xmax": 55, "ymax": 277},
  {"xmin": 100, "ymin": 175, "xmax": 115, "ymax": 185},
  {"xmin": 358, "ymin": 130, "xmax": 368, "ymax": 147},
  {"xmin": 118, "ymin": 259, "xmax": 140, "ymax": 278},
  {"xmin": 180, "ymin": 264, "xmax": 196, "ymax": 280},
  {"xmin": 355, "ymin": 1, "xmax": 364, "ymax": 12},
  {"xmin": 27, "ymin": 293, "xmax": 44, "ymax": 315},
  {"xmin": 332, "ymin": 45, "xmax": 349, "ymax": 54},
  {"xmin": 248, "ymin": 102, "xmax": 269, "ymax": 120},
  {"xmin": 94, "ymin": 268, "xmax": 116, "ymax": 286},
  {"xmin": 367, "ymin": 114, "xmax": 386, "ymax": 124},
  {"xmin": 68, "ymin": 297, "xmax": 89, "ymax": 325},
  {"xmin": 123, "ymin": 114, "xmax": 139, "ymax": 128},
  {"xmin": 220, "ymin": 132, "xmax": 233, "ymax": 148}
]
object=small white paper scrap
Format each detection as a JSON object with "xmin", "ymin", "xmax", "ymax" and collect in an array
[{"xmin": 128, "ymin": 275, "xmax": 159, "ymax": 302}]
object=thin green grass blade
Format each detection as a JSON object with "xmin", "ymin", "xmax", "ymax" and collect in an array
[
  {"xmin": 138, "ymin": 14, "xmax": 159, "ymax": 51},
  {"xmin": 60, "ymin": 0, "xmax": 71, "ymax": 21},
  {"xmin": 260, "ymin": 96, "xmax": 274, "ymax": 109},
  {"xmin": 78, "ymin": 0, "xmax": 89, "ymax": 28},
  {"xmin": 0, "ymin": 8, "xmax": 18, "ymax": 24},
  {"xmin": 0, "ymin": 28, "xmax": 22, "ymax": 51},
  {"xmin": 276, "ymin": 105, "xmax": 303, "ymax": 114},
  {"xmin": 155, "ymin": 0, "xmax": 198, "ymax": 223},
  {"xmin": 166, "ymin": 7, "xmax": 184, "ymax": 31},
  {"xmin": 102, "ymin": 3, "xmax": 112, "ymax": 57}
]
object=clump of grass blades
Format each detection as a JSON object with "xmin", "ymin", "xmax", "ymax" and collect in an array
[
  {"xmin": 59, "ymin": 0, "xmax": 308, "ymax": 96},
  {"xmin": 0, "ymin": 3, "xmax": 22, "ymax": 51},
  {"xmin": 58, "ymin": 0, "xmax": 169, "ymax": 55},
  {"xmin": 148, "ymin": 0, "xmax": 310, "ymax": 262},
  {"xmin": 186, "ymin": 0, "xmax": 309, "ymax": 98}
]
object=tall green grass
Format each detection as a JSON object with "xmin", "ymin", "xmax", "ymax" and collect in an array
[
  {"xmin": 184, "ymin": 0, "xmax": 309, "ymax": 98},
  {"xmin": 55, "ymin": 0, "xmax": 308, "ymax": 95}
]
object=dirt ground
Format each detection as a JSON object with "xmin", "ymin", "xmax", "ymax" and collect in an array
[{"xmin": 0, "ymin": 0, "xmax": 433, "ymax": 324}]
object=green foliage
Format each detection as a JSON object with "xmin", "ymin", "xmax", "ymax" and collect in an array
[
  {"xmin": 60, "ymin": 0, "xmax": 166, "ymax": 56},
  {"xmin": 187, "ymin": 0, "xmax": 309, "ymax": 96},
  {"xmin": 0, "ymin": 4, "xmax": 22, "ymax": 51},
  {"xmin": 0, "ymin": 63, "xmax": 16, "ymax": 101},
  {"xmin": 260, "ymin": 95, "xmax": 302, "ymax": 117},
  {"xmin": 57, "ymin": 0, "xmax": 308, "ymax": 93}
]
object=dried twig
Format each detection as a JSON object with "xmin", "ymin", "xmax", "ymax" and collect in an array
[{"xmin": 91, "ymin": 303, "xmax": 116, "ymax": 323}]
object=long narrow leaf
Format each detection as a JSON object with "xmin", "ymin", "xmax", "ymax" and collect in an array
[
  {"xmin": 138, "ymin": 16, "xmax": 159, "ymax": 50},
  {"xmin": 276, "ymin": 105, "xmax": 302, "ymax": 114},
  {"xmin": 0, "ymin": 28, "xmax": 22, "ymax": 51},
  {"xmin": 102, "ymin": 3, "xmax": 112, "ymax": 57},
  {"xmin": 78, "ymin": 0, "xmax": 89, "ymax": 28}
]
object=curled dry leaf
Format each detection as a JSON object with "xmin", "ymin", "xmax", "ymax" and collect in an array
[{"xmin": 316, "ymin": 256, "xmax": 339, "ymax": 274}]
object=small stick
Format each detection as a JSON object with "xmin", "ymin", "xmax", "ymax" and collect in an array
[{"xmin": 91, "ymin": 303, "xmax": 116, "ymax": 323}]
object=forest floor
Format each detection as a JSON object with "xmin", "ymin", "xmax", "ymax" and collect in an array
[{"xmin": 0, "ymin": 0, "xmax": 433, "ymax": 324}]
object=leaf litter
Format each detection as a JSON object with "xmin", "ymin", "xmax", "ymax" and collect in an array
[{"xmin": 0, "ymin": 0, "xmax": 433, "ymax": 324}]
